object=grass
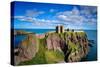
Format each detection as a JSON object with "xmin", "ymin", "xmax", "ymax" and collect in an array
[
  {"xmin": 68, "ymin": 40, "xmax": 79, "ymax": 52},
  {"xmin": 45, "ymin": 50, "xmax": 64, "ymax": 63}
]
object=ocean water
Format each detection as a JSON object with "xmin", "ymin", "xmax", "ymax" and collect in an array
[
  {"xmin": 14, "ymin": 35, "xmax": 26, "ymax": 48},
  {"xmin": 83, "ymin": 30, "xmax": 97, "ymax": 61},
  {"xmin": 17, "ymin": 29, "xmax": 55, "ymax": 34},
  {"xmin": 14, "ymin": 29, "xmax": 97, "ymax": 61}
]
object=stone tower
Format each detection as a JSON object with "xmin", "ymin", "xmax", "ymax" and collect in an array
[
  {"xmin": 60, "ymin": 25, "xmax": 64, "ymax": 33},
  {"xmin": 56, "ymin": 25, "xmax": 64, "ymax": 33},
  {"xmin": 56, "ymin": 26, "xmax": 60, "ymax": 33}
]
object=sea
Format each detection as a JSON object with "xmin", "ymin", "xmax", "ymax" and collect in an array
[{"xmin": 14, "ymin": 29, "xmax": 97, "ymax": 61}]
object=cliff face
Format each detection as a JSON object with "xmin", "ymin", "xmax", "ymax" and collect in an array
[
  {"xmin": 14, "ymin": 34, "xmax": 39, "ymax": 65},
  {"xmin": 46, "ymin": 33, "xmax": 62, "ymax": 51},
  {"xmin": 14, "ymin": 30, "xmax": 89, "ymax": 65},
  {"xmin": 46, "ymin": 31, "xmax": 89, "ymax": 62}
]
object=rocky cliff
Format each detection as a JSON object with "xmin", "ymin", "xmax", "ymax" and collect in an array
[
  {"xmin": 14, "ymin": 30, "xmax": 89, "ymax": 65},
  {"xmin": 14, "ymin": 34, "xmax": 39, "ymax": 65},
  {"xmin": 46, "ymin": 31, "xmax": 89, "ymax": 62}
]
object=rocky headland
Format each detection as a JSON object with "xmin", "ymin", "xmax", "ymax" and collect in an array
[
  {"xmin": 14, "ymin": 30, "xmax": 35, "ymax": 35},
  {"xmin": 14, "ymin": 30, "xmax": 89, "ymax": 65}
]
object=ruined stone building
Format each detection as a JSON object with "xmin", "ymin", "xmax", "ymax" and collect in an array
[{"xmin": 56, "ymin": 25, "xmax": 64, "ymax": 33}]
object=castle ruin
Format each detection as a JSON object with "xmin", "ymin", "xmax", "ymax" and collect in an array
[{"xmin": 56, "ymin": 25, "xmax": 64, "ymax": 33}]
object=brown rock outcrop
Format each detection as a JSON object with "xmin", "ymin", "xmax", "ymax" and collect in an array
[
  {"xmin": 14, "ymin": 34, "xmax": 39, "ymax": 65},
  {"xmin": 46, "ymin": 33, "xmax": 65, "ymax": 52}
]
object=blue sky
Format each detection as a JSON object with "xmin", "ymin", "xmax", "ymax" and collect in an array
[{"xmin": 11, "ymin": 1, "xmax": 97, "ymax": 30}]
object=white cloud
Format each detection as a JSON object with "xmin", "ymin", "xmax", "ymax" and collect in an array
[
  {"xmin": 49, "ymin": 9, "xmax": 55, "ymax": 12},
  {"xmin": 80, "ymin": 6, "xmax": 97, "ymax": 18},
  {"xmin": 14, "ymin": 15, "xmax": 60, "ymax": 27},
  {"xmin": 14, "ymin": 16, "xmax": 25, "ymax": 19},
  {"xmin": 57, "ymin": 15, "xmax": 70, "ymax": 22},
  {"xmin": 13, "ymin": 10, "xmax": 45, "ymax": 22},
  {"xmin": 26, "ymin": 10, "xmax": 45, "ymax": 17},
  {"xmin": 14, "ymin": 16, "xmax": 35, "ymax": 22},
  {"xmin": 56, "ymin": 7, "xmax": 80, "ymax": 16},
  {"xmin": 72, "ymin": 6, "xmax": 80, "ymax": 15},
  {"xmin": 56, "ymin": 6, "xmax": 97, "ymax": 26}
]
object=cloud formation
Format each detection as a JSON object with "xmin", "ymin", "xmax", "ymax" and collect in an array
[
  {"xmin": 56, "ymin": 6, "xmax": 97, "ymax": 26},
  {"xmin": 26, "ymin": 10, "xmax": 44, "ymax": 17},
  {"xmin": 13, "ymin": 6, "xmax": 97, "ymax": 29}
]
